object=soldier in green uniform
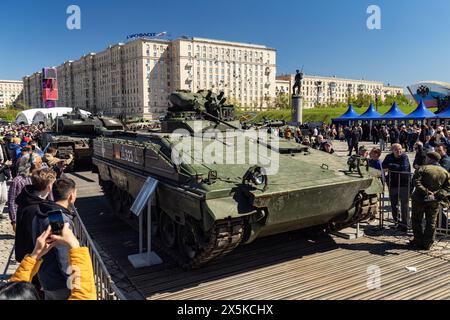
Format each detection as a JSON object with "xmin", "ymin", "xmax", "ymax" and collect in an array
[{"xmin": 411, "ymin": 152, "xmax": 450, "ymax": 250}]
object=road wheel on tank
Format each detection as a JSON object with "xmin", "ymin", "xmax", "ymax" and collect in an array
[
  {"xmin": 302, "ymin": 224, "xmax": 330, "ymax": 237},
  {"xmin": 177, "ymin": 220, "xmax": 202, "ymax": 262},
  {"xmin": 99, "ymin": 179, "xmax": 108, "ymax": 193},
  {"xmin": 99, "ymin": 179, "xmax": 112, "ymax": 194},
  {"xmin": 104, "ymin": 181, "xmax": 114, "ymax": 200},
  {"xmin": 159, "ymin": 212, "xmax": 177, "ymax": 249},
  {"xmin": 121, "ymin": 191, "xmax": 134, "ymax": 219},
  {"xmin": 111, "ymin": 185, "xmax": 123, "ymax": 214},
  {"xmin": 141, "ymin": 206, "xmax": 161, "ymax": 240},
  {"xmin": 151, "ymin": 207, "xmax": 161, "ymax": 237}
]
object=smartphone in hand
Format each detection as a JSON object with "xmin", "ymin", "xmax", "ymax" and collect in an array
[{"xmin": 48, "ymin": 210, "xmax": 65, "ymax": 235}]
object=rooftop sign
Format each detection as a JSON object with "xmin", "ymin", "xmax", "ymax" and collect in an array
[{"xmin": 127, "ymin": 32, "xmax": 169, "ymax": 40}]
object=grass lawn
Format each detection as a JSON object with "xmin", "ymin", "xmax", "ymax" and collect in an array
[
  {"xmin": 240, "ymin": 104, "xmax": 432, "ymax": 124},
  {"xmin": 0, "ymin": 108, "xmax": 20, "ymax": 122}
]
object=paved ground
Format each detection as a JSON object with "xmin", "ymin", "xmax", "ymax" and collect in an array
[
  {"xmin": 66, "ymin": 172, "xmax": 144, "ymax": 300},
  {"xmin": 71, "ymin": 168, "xmax": 450, "ymax": 300},
  {"xmin": 0, "ymin": 212, "xmax": 18, "ymax": 285},
  {"xmin": 0, "ymin": 175, "xmax": 142, "ymax": 299},
  {"xmin": 332, "ymin": 139, "xmax": 413, "ymax": 160},
  {"xmin": 0, "ymin": 140, "xmax": 446, "ymax": 300}
]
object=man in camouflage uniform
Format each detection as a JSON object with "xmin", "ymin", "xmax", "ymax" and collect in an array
[{"xmin": 411, "ymin": 152, "xmax": 450, "ymax": 250}]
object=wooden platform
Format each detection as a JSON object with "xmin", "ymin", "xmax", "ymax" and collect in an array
[{"xmin": 70, "ymin": 171, "xmax": 450, "ymax": 300}]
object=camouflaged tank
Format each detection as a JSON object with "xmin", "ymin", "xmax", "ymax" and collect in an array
[
  {"xmin": 92, "ymin": 90, "xmax": 383, "ymax": 269},
  {"xmin": 40, "ymin": 109, "xmax": 123, "ymax": 169}
]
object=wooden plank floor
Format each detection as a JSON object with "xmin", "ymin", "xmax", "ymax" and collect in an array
[{"xmin": 70, "ymin": 171, "xmax": 450, "ymax": 300}]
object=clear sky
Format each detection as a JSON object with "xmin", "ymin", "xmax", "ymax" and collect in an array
[{"xmin": 1, "ymin": 0, "xmax": 449, "ymax": 88}]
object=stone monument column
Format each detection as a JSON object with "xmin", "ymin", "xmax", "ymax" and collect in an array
[
  {"xmin": 292, "ymin": 70, "xmax": 304, "ymax": 124},
  {"xmin": 292, "ymin": 95, "xmax": 303, "ymax": 124}
]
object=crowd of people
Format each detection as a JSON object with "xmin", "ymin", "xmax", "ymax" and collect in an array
[
  {"xmin": 341, "ymin": 123, "xmax": 450, "ymax": 156},
  {"xmin": 271, "ymin": 121, "xmax": 450, "ymax": 251},
  {"xmin": 378, "ymin": 142, "xmax": 450, "ymax": 251},
  {"xmin": 267, "ymin": 124, "xmax": 337, "ymax": 154},
  {"xmin": 347, "ymin": 122, "xmax": 450, "ymax": 251},
  {"xmin": 0, "ymin": 123, "xmax": 95, "ymax": 300},
  {"xmin": 1, "ymin": 119, "xmax": 450, "ymax": 299}
]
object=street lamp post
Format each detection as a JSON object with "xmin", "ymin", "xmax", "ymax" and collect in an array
[{"xmin": 374, "ymin": 89, "xmax": 380, "ymax": 112}]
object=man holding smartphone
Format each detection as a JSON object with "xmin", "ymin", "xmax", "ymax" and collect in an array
[
  {"xmin": 32, "ymin": 177, "xmax": 77, "ymax": 300},
  {"xmin": 15, "ymin": 168, "xmax": 56, "ymax": 263}
]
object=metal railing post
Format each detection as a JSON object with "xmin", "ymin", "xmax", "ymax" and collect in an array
[{"xmin": 71, "ymin": 206, "xmax": 127, "ymax": 300}]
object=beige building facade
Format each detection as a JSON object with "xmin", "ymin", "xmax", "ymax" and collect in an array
[
  {"xmin": 23, "ymin": 73, "xmax": 43, "ymax": 109},
  {"xmin": 276, "ymin": 74, "xmax": 404, "ymax": 109},
  {"xmin": 173, "ymin": 37, "xmax": 276, "ymax": 110},
  {"xmin": 23, "ymin": 37, "xmax": 277, "ymax": 119},
  {"xmin": 0, "ymin": 80, "xmax": 23, "ymax": 108},
  {"xmin": 57, "ymin": 60, "xmax": 74, "ymax": 110}
]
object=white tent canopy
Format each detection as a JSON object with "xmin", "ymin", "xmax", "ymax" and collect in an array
[
  {"xmin": 15, "ymin": 109, "xmax": 42, "ymax": 125},
  {"xmin": 16, "ymin": 108, "xmax": 91, "ymax": 125},
  {"xmin": 32, "ymin": 108, "xmax": 91, "ymax": 124}
]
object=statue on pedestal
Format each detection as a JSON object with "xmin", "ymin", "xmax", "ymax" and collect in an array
[{"xmin": 292, "ymin": 69, "xmax": 304, "ymax": 96}]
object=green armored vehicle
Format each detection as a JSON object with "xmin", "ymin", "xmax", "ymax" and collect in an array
[
  {"xmin": 92, "ymin": 90, "xmax": 382, "ymax": 269},
  {"xmin": 40, "ymin": 109, "xmax": 124, "ymax": 169}
]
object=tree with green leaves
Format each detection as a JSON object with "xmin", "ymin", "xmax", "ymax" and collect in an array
[
  {"xmin": 273, "ymin": 92, "xmax": 290, "ymax": 110},
  {"xmin": 353, "ymin": 93, "xmax": 375, "ymax": 108},
  {"xmin": 383, "ymin": 94, "xmax": 414, "ymax": 107},
  {"xmin": 226, "ymin": 97, "xmax": 242, "ymax": 110},
  {"xmin": 263, "ymin": 94, "xmax": 272, "ymax": 110}
]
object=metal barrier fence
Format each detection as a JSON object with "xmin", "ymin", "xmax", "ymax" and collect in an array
[
  {"xmin": 378, "ymin": 170, "xmax": 450, "ymax": 237},
  {"xmin": 72, "ymin": 206, "xmax": 127, "ymax": 300}
]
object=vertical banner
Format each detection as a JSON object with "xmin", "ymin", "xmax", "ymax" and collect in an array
[{"xmin": 42, "ymin": 67, "xmax": 58, "ymax": 108}]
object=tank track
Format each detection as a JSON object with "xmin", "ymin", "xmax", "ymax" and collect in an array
[
  {"xmin": 100, "ymin": 180, "xmax": 245, "ymax": 269},
  {"xmin": 330, "ymin": 193, "xmax": 379, "ymax": 231},
  {"xmin": 154, "ymin": 218, "xmax": 244, "ymax": 270}
]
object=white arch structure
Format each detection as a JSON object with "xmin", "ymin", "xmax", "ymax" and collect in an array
[{"xmin": 15, "ymin": 108, "xmax": 91, "ymax": 125}]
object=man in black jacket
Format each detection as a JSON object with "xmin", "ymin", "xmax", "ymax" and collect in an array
[
  {"xmin": 399, "ymin": 126, "xmax": 408, "ymax": 151},
  {"xmin": 14, "ymin": 168, "xmax": 56, "ymax": 263},
  {"xmin": 32, "ymin": 177, "xmax": 77, "ymax": 300},
  {"xmin": 382, "ymin": 143, "xmax": 411, "ymax": 232},
  {"xmin": 437, "ymin": 144, "xmax": 450, "ymax": 172},
  {"xmin": 348, "ymin": 127, "xmax": 360, "ymax": 156},
  {"xmin": 390, "ymin": 126, "xmax": 400, "ymax": 146},
  {"xmin": 371, "ymin": 126, "xmax": 379, "ymax": 145},
  {"xmin": 413, "ymin": 142, "xmax": 428, "ymax": 170},
  {"xmin": 344, "ymin": 127, "xmax": 352, "ymax": 154}
]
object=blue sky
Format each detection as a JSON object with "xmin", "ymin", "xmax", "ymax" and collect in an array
[{"xmin": 1, "ymin": 0, "xmax": 449, "ymax": 87}]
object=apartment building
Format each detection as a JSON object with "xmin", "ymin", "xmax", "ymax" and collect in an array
[
  {"xmin": 141, "ymin": 40, "xmax": 172, "ymax": 118},
  {"xmin": 57, "ymin": 60, "xmax": 74, "ymax": 110},
  {"xmin": 22, "ymin": 73, "xmax": 43, "ymax": 109},
  {"xmin": 0, "ymin": 80, "xmax": 23, "ymax": 108},
  {"xmin": 23, "ymin": 37, "xmax": 277, "ymax": 119},
  {"xmin": 173, "ymin": 37, "xmax": 277, "ymax": 110},
  {"xmin": 276, "ymin": 74, "xmax": 404, "ymax": 109}
]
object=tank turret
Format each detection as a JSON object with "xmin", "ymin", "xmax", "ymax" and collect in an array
[
  {"xmin": 162, "ymin": 90, "xmax": 238, "ymax": 133},
  {"xmin": 54, "ymin": 108, "xmax": 124, "ymax": 134},
  {"xmin": 41, "ymin": 109, "xmax": 124, "ymax": 170},
  {"xmin": 91, "ymin": 90, "xmax": 383, "ymax": 270}
]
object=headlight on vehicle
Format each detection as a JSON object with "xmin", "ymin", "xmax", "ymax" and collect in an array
[{"xmin": 243, "ymin": 166, "xmax": 268, "ymax": 190}]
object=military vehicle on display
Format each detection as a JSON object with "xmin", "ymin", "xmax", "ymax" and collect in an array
[
  {"xmin": 92, "ymin": 90, "xmax": 383, "ymax": 270},
  {"xmin": 40, "ymin": 109, "xmax": 124, "ymax": 169}
]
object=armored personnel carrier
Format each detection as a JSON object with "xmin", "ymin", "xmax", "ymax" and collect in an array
[
  {"xmin": 92, "ymin": 90, "xmax": 383, "ymax": 269},
  {"xmin": 40, "ymin": 109, "xmax": 124, "ymax": 169}
]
